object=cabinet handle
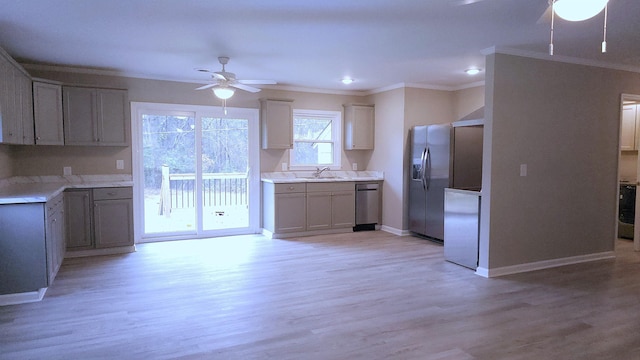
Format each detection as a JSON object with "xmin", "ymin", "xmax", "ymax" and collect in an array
[
  {"xmin": 36, "ymin": 136, "xmax": 41, "ymax": 140},
  {"xmin": 288, "ymin": 186, "xmax": 294, "ymax": 190},
  {"xmin": 107, "ymin": 192, "xmax": 116, "ymax": 196}
]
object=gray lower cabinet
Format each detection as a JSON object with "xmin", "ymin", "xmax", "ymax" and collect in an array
[
  {"xmin": 263, "ymin": 182, "xmax": 306, "ymax": 234},
  {"xmin": 306, "ymin": 182, "xmax": 355, "ymax": 230},
  {"xmin": 65, "ymin": 187, "xmax": 133, "ymax": 252},
  {"xmin": 263, "ymin": 181, "xmax": 355, "ymax": 236},
  {"xmin": 0, "ymin": 193, "xmax": 65, "ymax": 295},
  {"xmin": 65, "ymin": 189, "xmax": 93, "ymax": 249}
]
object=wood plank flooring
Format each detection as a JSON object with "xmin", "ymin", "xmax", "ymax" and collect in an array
[{"xmin": 1, "ymin": 231, "xmax": 640, "ymax": 359}]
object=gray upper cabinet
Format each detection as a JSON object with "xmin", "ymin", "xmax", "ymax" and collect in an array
[
  {"xmin": 63, "ymin": 86, "xmax": 129, "ymax": 146},
  {"xmin": 0, "ymin": 50, "xmax": 33, "ymax": 145},
  {"xmin": 261, "ymin": 99, "xmax": 293, "ymax": 149},
  {"xmin": 344, "ymin": 104, "xmax": 375, "ymax": 150},
  {"xmin": 33, "ymin": 80, "xmax": 64, "ymax": 145}
]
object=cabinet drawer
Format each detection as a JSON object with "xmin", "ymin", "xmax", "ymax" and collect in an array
[
  {"xmin": 307, "ymin": 182, "xmax": 355, "ymax": 193},
  {"xmin": 93, "ymin": 187, "xmax": 133, "ymax": 200},
  {"xmin": 274, "ymin": 183, "xmax": 306, "ymax": 194}
]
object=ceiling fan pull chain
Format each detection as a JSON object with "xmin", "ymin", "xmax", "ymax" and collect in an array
[
  {"xmin": 223, "ymin": 98, "xmax": 228, "ymax": 115},
  {"xmin": 602, "ymin": 3, "xmax": 608, "ymax": 53},
  {"xmin": 549, "ymin": 0, "xmax": 555, "ymax": 55}
]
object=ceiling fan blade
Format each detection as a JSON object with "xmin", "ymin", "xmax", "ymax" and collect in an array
[
  {"xmin": 537, "ymin": 3, "xmax": 553, "ymax": 24},
  {"xmin": 195, "ymin": 83, "xmax": 216, "ymax": 90},
  {"xmin": 237, "ymin": 79, "xmax": 277, "ymax": 85},
  {"xmin": 230, "ymin": 83, "xmax": 261, "ymax": 93}
]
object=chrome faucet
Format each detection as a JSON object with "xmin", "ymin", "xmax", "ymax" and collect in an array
[{"xmin": 314, "ymin": 166, "xmax": 330, "ymax": 177}]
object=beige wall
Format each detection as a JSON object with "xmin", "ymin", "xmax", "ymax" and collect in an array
[
  {"xmin": 481, "ymin": 53, "xmax": 640, "ymax": 270},
  {"xmin": 368, "ymin": 88, "xmax": 406, "ymax": 231},
  {"xmin": 453, "ymin": 86, "xmax": 484, "ymax": 121}
]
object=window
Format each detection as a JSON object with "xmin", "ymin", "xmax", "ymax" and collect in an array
[{"xmin": 290, "ymin": 110, "xmax": 341, "ymax": 169}]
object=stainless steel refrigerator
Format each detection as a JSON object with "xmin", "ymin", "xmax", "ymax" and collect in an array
[{"xmin": 409, "ymin": 123, "xmax": 483, "ymax": 241}]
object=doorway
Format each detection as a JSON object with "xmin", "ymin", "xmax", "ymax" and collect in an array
[
  {"xmin": 131, "ymin": 102, "xmax": 260, "ymax": 242},
  {"xmin": 618, "ymin": 94, "xmax": 640, "ymax": 251}
]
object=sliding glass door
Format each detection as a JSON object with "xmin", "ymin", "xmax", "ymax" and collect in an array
[{"xmin": 132, "ymin": 103, "xmax": 259, "ymax": 242}]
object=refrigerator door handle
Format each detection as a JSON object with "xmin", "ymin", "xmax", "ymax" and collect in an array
[
  {"xmin": 420, "ymin": 148, "xmax": 427, "ymax": 189},
  {"xmin": 426, "ymin": 148, "xmax": 431, "ymax": 190}
]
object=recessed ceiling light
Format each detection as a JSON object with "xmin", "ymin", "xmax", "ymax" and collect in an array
[
  {"xmin": 465, "ymin": 68, "xmax": 481, "ymax": 75},
  {"xmin": 341, "ymin": 77, "xmax": 354, "ymax": 85}
]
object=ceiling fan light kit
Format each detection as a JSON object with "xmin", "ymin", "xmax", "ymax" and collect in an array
[
  {"xmin": 554, "ymin": 0, "xmax": 608, "ymax": 21},
  {"xmin": 213, "ymin": 86, "xmax": 234, "ymax": 100},
  {"xmin": 547, "ymin": 0, "xmax": 609, "ymax": 56}
]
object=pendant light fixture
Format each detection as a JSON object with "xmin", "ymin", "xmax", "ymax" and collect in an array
[{"xmin": 548, "ymin": 0, "xmax": 609, "ymax": 56}]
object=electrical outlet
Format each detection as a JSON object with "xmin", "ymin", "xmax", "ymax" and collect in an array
[
  {"xmin": 281, "ymin": 162, "xmax": 287, "ymax": 171},
  {"xmin": 352, "ymin": 163, "xmax": 358, "ymax": 171},
  {"xmin": 116, "ymin": 160, "xmax": 124, "ymax": 170},
  {"xmin": 63, "ymin": 166, "xmax": 72, "ymax": 176}
]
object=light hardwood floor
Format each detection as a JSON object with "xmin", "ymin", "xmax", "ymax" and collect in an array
[{"xmin": 1, "ymin": 231, "xmax": 640, "ymax": 360}]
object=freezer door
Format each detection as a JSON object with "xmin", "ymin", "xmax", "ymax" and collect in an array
[{"xmin": 409, "ymin": 126, "xmax": 428, "ymax": 234}]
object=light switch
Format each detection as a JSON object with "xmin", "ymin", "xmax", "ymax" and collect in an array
[
  {"xmin": 281, "ymin": 162, "xmax": 287, "ymax": 171},
  {"xmin": 116, "ymin": 160, "xmax": 124, "ymax": 170},
  {"xmin": 352, "ymin": 163, "xmax": 358, "ymax": 171},
  {"xmin": 520, "ymin": 164, "xmax": 527, "ymax": 177},
  {"xmin": 63, "ymin": 166, "xmax": 72, "ymax": 176}
]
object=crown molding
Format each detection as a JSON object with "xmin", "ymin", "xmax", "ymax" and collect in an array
[{"xmin": 21, "ymin": 63, "xmax": 485, "ymax": 96}]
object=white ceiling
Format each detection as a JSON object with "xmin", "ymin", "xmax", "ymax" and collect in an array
[{"xmin": 1, "ymin": 0, "xmax": 639, "ymax": 93}]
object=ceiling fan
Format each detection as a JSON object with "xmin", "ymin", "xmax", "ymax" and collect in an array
[{"xmin": 195, "ymin": 56, "xmax": 276, "ymax": 99}]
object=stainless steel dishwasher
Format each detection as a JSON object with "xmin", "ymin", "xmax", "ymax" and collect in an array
[{"xmin": 354, "ymin": 182, "xmax": 379, "ymax": 231}]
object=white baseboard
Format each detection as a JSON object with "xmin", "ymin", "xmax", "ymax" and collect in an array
[
  {"xmin": 262, "ymin": 227, "xmax": 354, "ymax": 239},
  {"xmin": 65, "ymin": 245, "xmax": 136, "ymax": 258},
  {"xmin": 475, "ymin": 251, "xmax": 616, "ymax": 278},
  {"xmin": 380, "ymin": 225, "xmax": 411, "ymax": 236},
  {"xmin": 0, "ymin": 288, "xmax": 47, "ymax": 306}
]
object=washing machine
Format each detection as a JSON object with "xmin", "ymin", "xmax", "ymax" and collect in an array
[{"xmin": 618, "ymin": 184, "xmax": 636, "ymax": 239}]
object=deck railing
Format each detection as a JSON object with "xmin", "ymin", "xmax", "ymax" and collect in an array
[{"xmin": 158, "ymin": 165, "xmax": 248, "ymax": 215}]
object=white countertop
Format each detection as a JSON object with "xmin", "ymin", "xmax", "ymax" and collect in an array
[
  {"xmin": 0, "ymin": 175, "xmax": 133, "ymax": 205},
  {"xmin": 261, "ymin": 171, "xmax": 384, "ymax": 184}
]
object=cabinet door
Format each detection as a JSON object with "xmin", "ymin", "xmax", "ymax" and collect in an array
[
  {"xmin": 306, "ymin": 192, "xmax": 332, "ymax": 231},
  {"xmin": 45, "ymin": 196, "xmax": 65, "ymax": 286},
  {"xmin": 63, "ymin": 86, "xmax": 98, "ymax": 145},
  {"xmin": 97, "ymin": 89, "xmax": 128, "ymax": 145},
  {"xmin": 331, "ymin": 191, "xmax": 355, "ymax": 228},
  {"xmin": 94, "ymin": 198, "xmax": 134, "ymax": 248},
  {"xmin": 621, "ymin": 105, "xmax": 637, "ymax": 151},
  {"xmin": 20, "ymin": 74, "xmax": 34, "ymax": 144},
  {"xmin": 274, "ymin": 192, "xmax": 306, "ymax": 233},
  {"xmin": 65, "ymin": 190, "xmax": 93, "ymax": 249},
  {"xmin": 261, "ymin": 99, "xmax": 293, "ymax": 149},
  {"xmin": 345, "ymin": 105, "xmax": 375, "ymax": 150},
  {"xmin": 33, "ymin": 81, "xmax": 64, "ymax": 145},
  {"xmin": 0, "ymin": 61, "xmax": 20, "ymax": 144}
]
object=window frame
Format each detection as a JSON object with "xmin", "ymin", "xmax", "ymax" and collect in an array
[{"xmin": 289, "ymin": 109, "xmax": 342, "ymax": 170}]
